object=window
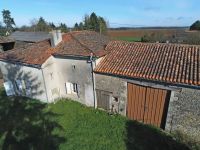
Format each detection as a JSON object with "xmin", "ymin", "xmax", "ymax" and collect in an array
[
  {"xmin": 65, "ymin": 82, "xmax": 79, "ymax": 94},
  {"xmin": 72, "ymin": 83, "xmax": 78, "ymax": 93},
  {"xmin": 72, "ymin": 65, "xmax": 76, "ymax": 70},
  {"xmin": 4, "ymin": 81, "xmax": 15, "ymax": 96}
]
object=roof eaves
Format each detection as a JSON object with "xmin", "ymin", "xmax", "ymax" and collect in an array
[
  {"xmin": 53, "ymin": 53, "xmax": 90, "ymax": 60},
  {"xmin": 0, "ymin": 59, "xmax": 42, "ymax": 69}
]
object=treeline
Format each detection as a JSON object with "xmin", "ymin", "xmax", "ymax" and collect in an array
[
  {"xmin": 18, "ymin": 17, "xmax": 69, "ymax": 33},
  {"xmin": 0, "ymin": 10, "xmax": 108, "ymax": 36},
  {"xmin": 141, "ymin": 31, "xmax": 200, "ymax": 45},
  {"xmin": 73, "ymin": 12, "xmax": 108, "ymax": 34}
]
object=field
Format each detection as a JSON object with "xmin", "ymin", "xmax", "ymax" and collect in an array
[
  {"xmin": 0, "ymin": 89, "xmax": 190, "ymax": 150},
  {"xmin": 107, "ymin": 28, "xmax": 188, "ymax": 42}
]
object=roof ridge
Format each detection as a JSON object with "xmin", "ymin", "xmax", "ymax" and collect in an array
[{"xmin": 69, "ymin": 32, "xmax": 95, "ymax": 56}]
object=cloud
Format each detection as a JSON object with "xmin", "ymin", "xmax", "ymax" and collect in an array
[
  {"xmin": 177, "ymin": 17, "xmax": 184, "ymax": 20},
  {"xmin": 144, "ymin": 6, "xmax": 160, "ymax": 11},
  {"xmin": 177, "ymin": 16, "xmax": 193, "ymax": 21}
]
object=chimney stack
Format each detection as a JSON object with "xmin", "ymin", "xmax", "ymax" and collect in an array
[{"xmin": 50, "ymin": 30, "xmax": 62, "ymax": 47}]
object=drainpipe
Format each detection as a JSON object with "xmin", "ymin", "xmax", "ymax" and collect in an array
[
  {"xmin": 90, "ymin": 53, "xmax": 97, "ymax": 108},
  {"xmin": 41, "ymin": 67, "xmax": 49, "ymax": 103}
]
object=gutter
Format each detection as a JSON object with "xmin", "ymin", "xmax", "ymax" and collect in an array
[{"xmin": 89, "ymin": 53, "xmax": 97, "ymax": 108}]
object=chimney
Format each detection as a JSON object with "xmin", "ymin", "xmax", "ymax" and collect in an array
[{"xmin": 50, "ymin": 30, "xmax": 62, "ymax": 47}]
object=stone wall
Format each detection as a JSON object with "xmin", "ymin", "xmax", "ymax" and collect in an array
[
  {"xmin": 165, "ymin": 88, "xmax": 200, "ymax": 140},
  {"xmin": 95, "ymin": 74, "xmax": 127, "ymax": 115}
]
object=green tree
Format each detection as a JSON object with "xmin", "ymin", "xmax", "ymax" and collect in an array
[
  {"xmin": 2, "ymin": 9, "xmax": 15, "ymax": 33},
  {"xmin": 58, "ymin": 23, "xmax": 68, "ymax": 33},
  {"xmin": 73, "ymin": 12, "xmax": 108, "ymax": 34},
  {"xmin": 83, "ymin": 14, "xmax": 90, "ymax": 30},
  {"xmin": 98, "ymin": 17, "xmax": 107, "ymax": 34},
  {"xmin": 35, "ymin": 17, "xmax": 50, "ymax": 32},
  {"xmin": 190, "ymin": 20, "xmax": 200, "ymax": 31},
  {"xmin": 89, "ymin": 12, "xmax": 99, "ymax": 31},
  {"xmin": 74, "ymin": 23, "xmax": 79, "ymax": 31},
  {"xmin": 49, "ymin": 22, "xmax": 56, "ymax": 30},
  {"xmin": 78, "ymin": 22, "xmax": 84, "ymax": 30}
]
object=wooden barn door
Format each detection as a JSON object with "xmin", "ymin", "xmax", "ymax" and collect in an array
[
  {"xmin": 127, "ymin": 83, "xmax": 170, "ymax": 129},
  {"xmin": 96, "ymin": 89, "xmax": 111, "ymax": 111}
]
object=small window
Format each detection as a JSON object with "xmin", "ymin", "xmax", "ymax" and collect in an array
[
  {"xmin": 72, "ymin": 65, "xmax": 76, "ymax": 70},
  {"xmin": 65, "ymin": 82, "xmax": 79, "ymax": 94},
  {"xmin": 72, "ymin": 83, "xmax": 78, "ymax": 93},
  {"xmin": 113, "ymin": 97, "xmax": 119, "ymax": 103}
]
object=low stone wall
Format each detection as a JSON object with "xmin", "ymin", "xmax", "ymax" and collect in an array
[{"xmin": 165, "ymin": 88, "xmax": 200, "ymax": 140}]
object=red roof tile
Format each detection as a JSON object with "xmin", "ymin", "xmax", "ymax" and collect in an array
[
  {"xmin": 0, "ymin": 31, "xmax": 110, "ymax": 65},
  {"xmin": 0, "ymin": 40, "xmax": 55, "ymax": 65},
  {"xmin": 95, "ymin": 41, "xmax": 200, "ymax": 87},
  {"xmin": 54, "ymin": 31, "xmax": 109, "ymax": 57}
]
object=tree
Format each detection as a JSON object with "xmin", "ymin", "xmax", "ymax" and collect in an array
[
  {"xmin": 35, "ymin": 17, "xmax": 50, "ymax": 32},
  {"xmin": 49, "ymin": 22, "xmax": 56, "ymax": 30},
  {"xmin": 83, "ymin": 14, "xmax": 90, "ymax": 30},
  {"xmin": 98, "ymin": 17, "xmax": 107, "ymax": 34},
  {"xmin": 2, "ymin": 9, "xmax": 15, "ymax": 33},
  {"xmin": 78, "ymin": 22, "xmax": 84, "ymax": 30},
  {"xmin": 57, "ymin": 23, "xmax": 68, "ymax": 33},
  {"xmin": 190, "ymin": 20, "xmax": 200, "ymax": 31},
  {"xmin": 75, "ymin": 13, "xmax": 108, "ymax": 34},
  {"xmin": 74, "ymin": 23, "xmax": 79, "ymax": 31},
  {"xmin": 89, "ymin": 12, "xmax": 99, "ymax": 32}
]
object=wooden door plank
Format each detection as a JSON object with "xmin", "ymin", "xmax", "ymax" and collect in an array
[
  {"xmin": 147, "ymin": 87, "xmax": 154, "ymax": 125},
  {"xmin": 143, "ymin": 87, "xmax": 150, "ymax": 123},
  {"xmin": 157, "ymin": 90, "xmax": 167, "ymax": 127},
  {"xmin": 151, "ymin": 88, "xmax": 159, "ymax": 127}
]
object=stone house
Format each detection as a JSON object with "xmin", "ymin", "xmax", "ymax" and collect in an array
[
  {"xmin": 0, "ymin": 30, "xmax": 109, "ymax": 106},
  {"xmin": 94, "ymin": 41, "xmax": 200, "ymax": 139},
  {"xmin": 0, "ymin": 31, "xmax": 199, "ymax": 138}
]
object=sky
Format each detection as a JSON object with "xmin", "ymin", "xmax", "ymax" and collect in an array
[{"xmin": 0, "ymin": 0, "xmax": 199, "ymax": 28}]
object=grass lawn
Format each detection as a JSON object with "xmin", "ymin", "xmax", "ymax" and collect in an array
[
  {"xmin": 0, "ymin": 89, "xmax": 189, "ymax": 150},
  {"xmin": 114, "ymin": 37, "xmax": 141, "ymax": 42}
]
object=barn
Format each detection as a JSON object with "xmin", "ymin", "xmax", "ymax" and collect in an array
[{"xmin": 94, "ymin": 41, "xmax": 200, "ymax": 139}]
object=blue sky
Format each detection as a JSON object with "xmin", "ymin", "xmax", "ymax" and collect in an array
[{"xmin": 0, "ymin": 0, "xmax": 199, "ymax": 27}]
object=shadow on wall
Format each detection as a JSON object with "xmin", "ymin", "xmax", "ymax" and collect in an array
[
  {"xmin": 2, "ymin": 62, "xmax": 44, "ymax": 98},
  {"xmin": 0, "ymin": 89, "xmax": 65, "ymax": 150},
  {"xmin": 0, "ymin": 61, "xmax": 65, "ymax": 149},
  {"xmin": 125, "ymin": 120, "xmax": 190, "ymax": 150}
]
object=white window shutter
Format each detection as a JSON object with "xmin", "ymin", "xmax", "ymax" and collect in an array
[
  {"xmin": 4, "ymin": 81, "xmax": 15, "ymax": 96},
  {"xmin": 66, "ymin": 82, "xmax": 72, "ymax": 94},
  {"xmin": 77, "ymin": 84, "xmax": 81, "ymax": 94}
]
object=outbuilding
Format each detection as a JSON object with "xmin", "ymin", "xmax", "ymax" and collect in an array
[{"xmin": 94, "ymin": 41, "xmax": 200, "ymax": 139}]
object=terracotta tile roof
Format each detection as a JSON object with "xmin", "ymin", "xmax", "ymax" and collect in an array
[
  {"xmin": 95, "ymin": 41, "xmax": 200, "ymax": 87},
  {"xmin": 0, "ymin": 40, "xmax": 55, "ymax": 65},
  {"xmin": 54, "ymin": 31, "xmax": 109, "ymax": 57},
  {"xmin": 0, "ymin": 31, "xmax": 110, "ymax": 65}
]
